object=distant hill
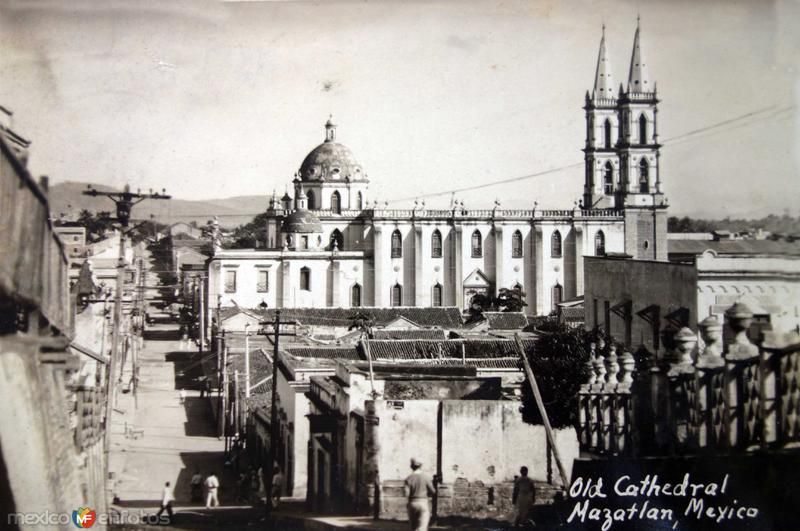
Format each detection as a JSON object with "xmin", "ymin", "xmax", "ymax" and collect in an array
[{"xmin": 48, "ymin": 181, "xmax": 266, "ymax": 227}]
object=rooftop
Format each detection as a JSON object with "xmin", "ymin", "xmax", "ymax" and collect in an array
[
  {"xmin": 259, "ymin": 307, "xmax": 464, "ymax": 329},
  {"xmin": 483, "ymin": 312, "xmax": 529, "ymax": 330},
  {"xmin": 360, "ymin": 338, "xmax": 532, "ymax": 369},
  {"xmin": 371, "ymin": 328, "xmax": 448, "ymax": 340},
  {"xmin": 285, "ymin": 346, "xmax": 360, "ymax": 361}
]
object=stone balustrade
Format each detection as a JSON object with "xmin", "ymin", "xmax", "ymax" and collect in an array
[
  {"xmin": 285, "ymin": 206, "xmax": 624, "ymax": 221},
  {"xmin": 577, "ymin": 302, "xmax": 800, "ymax": 458}
]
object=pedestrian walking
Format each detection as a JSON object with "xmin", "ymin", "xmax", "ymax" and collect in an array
[
  {"xmin": 271, "ymin": 466, "xmax": 284, "ymax": 509},
  {"xmin": 205, "ymin": 472, "xmax": 220, "ymax": 509},
  {"xmin": 190, "ymin": 470, "xmax": 203, "ymax": 503},
  {"xmin": 250, "ymin": 468, "xmax": 262, "ymax": 504},
  {"xmin": 237, "ymin": 471, "xmax": 250, "ymax": 502},
  {"xmin": 512, "ymin": 466, "xmax": 536, "ymax": 527},
  {"xmin": 404, "ymin": 458, "xmax": 435, "ymax": 531},
  {"xmin": 155, "ymin": 481, "xmax": 175, "ymax": 522}
]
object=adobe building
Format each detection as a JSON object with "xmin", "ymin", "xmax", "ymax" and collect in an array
[{"xmin": 305, "ymin": 362, "xmax": 578, "ymax": 520}]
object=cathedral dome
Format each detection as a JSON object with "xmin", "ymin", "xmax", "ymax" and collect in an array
[
  {"xmin": 282, "ymin": 209, "xmax": 322, "ymax": 233},
  {"xmin": 298, "ymin": 119, "xmax": 366, "ymax": 182}
]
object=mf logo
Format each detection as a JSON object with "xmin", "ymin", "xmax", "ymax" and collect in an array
[{"xmin": 71, "ymin": 507, "xmax": 96, "ymax": 528}]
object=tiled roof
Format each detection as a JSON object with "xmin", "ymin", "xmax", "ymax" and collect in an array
[
  {"xmin": 362, "ymin": 338, "xmax": 534, "ymax": 361},
  {"xmin": 484, "ymin": 312, "xmax": 528, "ymax": 330},
  {"xmin": 244, "ymin": 379, "xmax": 272, "ymax": 417},
  {"xmin": 226, "ymin": 347, "xmax": 273, "ymax": 382},
  {"xmin": 668, "ymin": 239, "xmax": 800, "ymax": 257},
  {"xmin": 258, "ymin": 307, "xmax": 464, "ymax": 328},
  {"xmin": 374, "ymin": 357, "xmax": 521, "ymax": 369},
  {"xmin": 286, "ymin": 346, "xmax": 360, "ymax": 360},
  {"xmin": 559, "ymin": 307, "xmax": 585, "ymax": 322},
  {"xmin": 372, "ymin": 329, "xmax": 447, "ymax": 340}
]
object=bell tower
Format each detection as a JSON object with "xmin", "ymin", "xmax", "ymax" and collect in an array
[
  {"xmin": 583, "ymin": 26, "xmax": 621, "ymax": 209},
  {"xmin": 617, "ymin": 18, "xmax": 668, "ymax": 260}
]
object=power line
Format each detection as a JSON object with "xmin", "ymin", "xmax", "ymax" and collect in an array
[
  {"xmin": 79, "ymin": 104, "xmax": 794, "ymax": 222},
  {"xmin": 387, "ymin": 104, "xmax": 795, "ymax": 202}
]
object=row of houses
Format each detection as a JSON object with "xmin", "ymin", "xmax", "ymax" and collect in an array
[{"xmin": 205, "ymin": 305, "xmax": 574, "ymax": 521}]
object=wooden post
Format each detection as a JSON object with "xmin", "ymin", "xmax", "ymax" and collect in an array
[
  {"xmin": 104, "ymin": 232, "xmax": 126, "ymax": 458},
  {"xmin": 244, "ymin": 323, "xmax": 251, "ymax": 399},
  {"xmin": 513, "ymin": 334, "xmax": 570, "ymax": 488}
]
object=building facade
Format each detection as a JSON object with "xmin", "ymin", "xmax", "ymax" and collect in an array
[{"xmin": 208, "ymin": 23, "xmax": 667, "ymax": 317}]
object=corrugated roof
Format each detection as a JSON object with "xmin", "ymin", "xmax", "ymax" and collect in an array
[
  {"xmin": 668, "ymin": 239, "xmax": 800, "ymax": 257},
  {"xmin": 484, "ymin": 312, "xmax": 528, "ymax": 330}
]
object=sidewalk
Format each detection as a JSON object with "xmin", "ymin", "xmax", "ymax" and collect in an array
[{"xmin": 109, "ymin": 323, "xmax": 233, "ymax": 510}]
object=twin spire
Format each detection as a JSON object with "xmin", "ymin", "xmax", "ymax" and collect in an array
[
  {"xmin": 592, "ymin": 25, "xmax": 614, "ymax": 100},
  {"xmin": 592, "ymin": 18, "xmax": 652, "ymax": 100}
]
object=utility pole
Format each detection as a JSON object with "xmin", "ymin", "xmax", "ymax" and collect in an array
[
  {"xmin": 266, "ymin": 310, "xmax": 281, "ymax": 515},
  {"xmin": 244, "ymin": 323, "xmax": 251, "ymax": 399},
  {"xmin": 198, "ymin": 280, "xmax": 205, "ymax": 353},
  {"xmin": 82, "ymin": 184, "xmax": 170, "ymax": 475},
  {"xmin": 261, "ymin": 310, "xmax": 297, "ymax": 515}
]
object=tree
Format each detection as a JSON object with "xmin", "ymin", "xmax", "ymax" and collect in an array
[
  {"xmin": 495, "ymin": 286, "xmax": 528, "ymax": 312},
  {"xmin": 348, "ymin": 312, "xmax": 375, "ymax": 338},
  {"xmin": 76, "ymin": 209, "xmax": 116, "ymax": 242},
  {"xmin": 519, "ymin": 324, "xmax": 592, "ymax": 429},
  {"xmin": 466, "ymin": 287, "xmax": 527, "ymax": 324},
  {"xmin": 228, "ymin": 212, "xmax": 271, "ymax": 249}
]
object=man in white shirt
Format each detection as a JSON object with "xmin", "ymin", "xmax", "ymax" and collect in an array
[
  {"xmin": 205, "ymin": 473, "xmax": 220, "ymax": 509},
  {"xmin": 156, "ymin": 481, "xmax": 174, "ymax": 522}
]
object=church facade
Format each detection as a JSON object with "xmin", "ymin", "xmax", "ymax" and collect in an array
[{"xmin": 207, "ymin": 22, "xmax": 667, "ymax": 317}]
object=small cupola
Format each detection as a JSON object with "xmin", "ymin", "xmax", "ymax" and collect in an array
[{"xmin": 325, "ymin": 115, "xmax": 336, "ymax": 142}]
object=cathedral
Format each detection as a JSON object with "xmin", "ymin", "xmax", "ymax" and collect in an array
[{"xmin": 207, "ymin": 22, "xmax": 668, "ymax": 317}]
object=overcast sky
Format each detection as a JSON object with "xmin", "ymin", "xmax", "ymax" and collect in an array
[{"xmin": 1, "ymin": 0, "xmax": 798, "ymax": 218}]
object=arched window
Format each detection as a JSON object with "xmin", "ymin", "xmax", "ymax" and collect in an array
[
  {"xmin": 512, "ymin": 230, "xmax": 523, "ymax": 258},
  {"xmin": 551, "ymin": 230, "xmax": 562, "ymax": 258},
  {"xmin": 330, "ymin": 229, "xmax": 343, "ymax": 250},
  {"xmin": 432, "ymin": 283, "xmax": 443, "ymax": 307},
  {"xmin": 391, "ymin": 283, "xmax": 402, "ymax": 307},
  {"xmin": 638, "ymin": 114, "xmax": 647, "ymax": 145},
  {"xmin": 330, "ymin": 191, "xmax": 341, "ymax": 214},
  {"xmin": 306, "ymin": 190, "xmax": 316, "ymax": 210},
  {"xmin": 300, "ymin": 267, "xmax": 311, "ymax": 291},
  {"xmin": 603, "ymin": 162, "xmax": 614, "ymax": 195},
  {"xmin": 356, "ymin": 191, "xmax": 363, "ymax": 210},
  {"xmin": 391, "ymin": 230, "xmax": 402, "ymax": 258},
  {"xmin": 471, "ymin": 230, "xmax": 482, "ymax": 258},
  {"xmin": 603, "ymin": 119, "xmax": 612, "ymax": 148},
  {"xmin": 351, "ymin": 283, "xmax": 361, "ymax": 307},
  {"xmin": 552, "ymin": 283, "xmax": 563, "ymax": 312},
  {"xmin": 595, "ymin": 230, "xmax": 605, "ymax": 256},
  {"xmin": 639, "ymin": 159, "xmax": 649, "ymax": 193},
  {"xmin": 431, "ymin": 229, "xmax": 443, "ymax": 258}
]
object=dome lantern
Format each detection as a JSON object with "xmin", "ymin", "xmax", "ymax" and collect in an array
[{"xmin": 325, "ymin": 115, "xmax": 336, "ymax": 142}]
